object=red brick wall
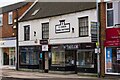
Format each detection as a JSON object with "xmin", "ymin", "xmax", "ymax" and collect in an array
[{"xmin": 0, "ymin": 2, "xmax": 33, "ymax": 38}]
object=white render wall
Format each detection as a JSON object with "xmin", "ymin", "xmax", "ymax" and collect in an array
[
  {"xmin": 19, "ymin": 9, "xmax": 97, "ymax": 46},
  {"xmin": 113, "ymin": 1, "xmax": 120, "ymax": 26}
]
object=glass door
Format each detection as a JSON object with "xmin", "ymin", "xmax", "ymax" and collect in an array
[
  {"xmin": 65, "ymin": 50, "xmax": 77, "ymax": 73},
  {"xmin": 44, "ymin": 52, "xmax": 49, "ymax": 73},
  {"xmin": 9, "ymin": 48, "xmax": 15, "ymax": 66}
]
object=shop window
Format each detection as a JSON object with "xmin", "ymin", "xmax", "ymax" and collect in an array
[
  {"xmin": 8, "ymin": 12, "xmax": 13, "ymax": 24},
  {"xmin": 42, "ymin": 23, "xmax": 49, "ymax": 39},
  {"xmin": 51, "ymin": 46, "xmax": 65, "ymax": 66},
  {"xmin": 21, "ymin": 52, "xmax": 26, "ymax": 64},
  {"xmin": 20, "ymin": 47, "xmax": 39, "ymax": 65},
  {"xmin": 0, "ymin": 14, "xmax": 3, "ymax": 26},
  {"xmin": 77, "ymin": 50, "xmax": 94, "ymax": 68},
  {"xmin": 52, "ymin": 51, "xmax": 65, "ymax": 66},
  {"xmin": 79, "ymin": 16, "xmax": 88, "ymax": 37},
  {"xmin": 24, "ymin": 25, "xmax": 30, "ymax": 41},
  {"xmin": 106, "ymin": 47, "xmax": 120, "ymax": 73},
  {"xmin": 106, "ymin": 2, "xmax": 114, "ymax": 27}
]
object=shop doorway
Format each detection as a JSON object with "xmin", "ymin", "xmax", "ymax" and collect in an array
[
  {"xmin": 3, "ymin": 52, "xmax": 9, "ymax": 65},
  {"xmin": 3, "ymin": 48, "xmax": 15, "ymax": 67},
  {"xmin": 65, "ymin": 50, "xmax": 77, "ymax": 73},
  {"xmin": 44, "ymin": 52, "xmax": 49, "ymax": 73},
  {"xmin": 9, "ymin": 48, "xmax": 15, "ymax": 66},
  {"xmin": 39, "ymin": 52, "xmax": 49, "ymax": 73}
]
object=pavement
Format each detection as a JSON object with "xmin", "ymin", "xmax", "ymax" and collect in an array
[
  {"xmin": 2, "ymin": 69, "xmax": 96, "ymax": 79},
  {"xmin": 0, "ymin": 68, "xmax": 120, "ymax": 80}
]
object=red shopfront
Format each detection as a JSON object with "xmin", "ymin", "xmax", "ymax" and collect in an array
[{"xmin": 104, "ymin": 28, "xmax": 120, "ymax": 75}]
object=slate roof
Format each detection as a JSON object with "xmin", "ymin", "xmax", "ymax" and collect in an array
[
  {"xmin": 20, "ymin": 2, "xmax": 96, "ymax": 22},
  {"xmin": 0, "ymin": 2, "xmax": 28, "ymax": 14}
]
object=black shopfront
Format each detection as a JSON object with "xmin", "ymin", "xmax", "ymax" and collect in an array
[
  {"xmin": 19, "ymin": 45, "xmax": 51, "ymax": 72},
  {"xmin": 49, "ymin": 43, "xmax": 97, "ymax": 73},
  {"xmin": 49, "ymin": 44, "xmax": 78, "ymax": 73},
  {"xmin": 77, "ymin": 43, "xmax": 97, "ymax": 73},
  {"xmin": 19, "ymin": 46, "xmax": 41, "ymax": 69}
]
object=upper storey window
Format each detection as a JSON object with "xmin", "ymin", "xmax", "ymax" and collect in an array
[
  {"xmin": 107, "ymin": 2, "xmax": 114, "ymax": 27},
  {"xmin": 8, "ymin": 12, "xmax": 13, "ymax": 24},
  {"xmin": 0, "ymin": 14, "xmax": 3, "ymax": 26},
  {"xmin": 79, "ymin": 16, "xmax": 88, "ymax": 37}
]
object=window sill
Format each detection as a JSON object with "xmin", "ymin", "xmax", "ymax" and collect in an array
[{"xmin": 79, "ymin": 35, "xmax": 89, "ymax": 37}]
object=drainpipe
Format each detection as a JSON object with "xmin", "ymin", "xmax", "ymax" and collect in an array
[
  {"xmin": 96, "ymin": 0, "xmax": 100, "ymax": 78},
  {"xmin": 15, "ymin": 9, "xmax": 19, "ymax": 70}
]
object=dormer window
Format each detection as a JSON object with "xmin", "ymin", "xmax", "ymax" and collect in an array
[{"xmin": 31, "ymin": 9, "xmax": 40, "ymax": 16}]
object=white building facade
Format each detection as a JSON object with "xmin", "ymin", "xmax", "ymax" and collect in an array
[
  {"xmin": 18, "ymin": 2, "xmax": 98, "ymax": 73},
  {"xmin": 104, "ymin": 1, "xmax": 120, "ymax": 75}
]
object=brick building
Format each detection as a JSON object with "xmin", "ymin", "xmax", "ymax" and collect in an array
[
  {"xmin": 99, "ymin": 1, "xmax": 120, "ymax": 76},
  {"xmin": 0, "ymin": 2, "xmax": 32, "ymax": 69}
]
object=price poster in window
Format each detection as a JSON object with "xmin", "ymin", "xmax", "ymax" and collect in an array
[
  {"xmin": 106, "ymin": 48, "xmax": 112, "ymax": 72},
  {"xmin": 40, "ymin": 53, "xmax": 42, "ymax": 59}
]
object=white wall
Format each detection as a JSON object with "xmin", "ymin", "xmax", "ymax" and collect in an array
[
  {"xmin": 19, "ymin": 19, "xmax": 41, "ymax": 46},
  {"xmin": 19, "ymin": 9, "xmax": 97, "ymax": 46},
  {"xmin": 49, "ymin": 9, "xmax": 97, "ymax": 44},
  {"xmin": 113, "ymin": 2, "xmax": 119, "ymax": 26}
]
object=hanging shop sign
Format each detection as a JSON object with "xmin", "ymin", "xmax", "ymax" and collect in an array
[
  {"xmin": 55, "ymin": 20, "xmax": 70, "ymax": 33},
  {"xmin": 40, "ymin": 39, "xmax": 48, "ymax": 44},
  {"xmin": 106, "ymin": 28, "xmax": 120, "ymax": 40},
  {"xmin": 42, "ymin": 45, "xmax": 48, "ymax": 51},
  {"xmin": 91, "ymin": 22, "xmax": 97, "ymax": 42},
  {"xmin": 106, "ymin": 48, "xmax": 112, "ymax": 72}
]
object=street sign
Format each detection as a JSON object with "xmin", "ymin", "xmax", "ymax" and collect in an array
[{"xmin": 95, "ymin": 48, "xmax": 100, "ymax": 53}]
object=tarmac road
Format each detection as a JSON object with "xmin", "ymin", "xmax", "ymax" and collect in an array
[{"xmin": 2, "ymin": 77, "xmax": 118, "ymax": 80}]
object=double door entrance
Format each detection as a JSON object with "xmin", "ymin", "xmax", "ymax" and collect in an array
[{"xmin": 3, "ymin": 48, "xmax": 15, "ymax": 66}]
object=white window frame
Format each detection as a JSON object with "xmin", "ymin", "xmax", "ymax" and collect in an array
[
  {"xmin": 8, "ymin": 12, "xmax": 13, "ymax": 24},
  {"xmin": 78, "ymin": 16, "xmax": 89, "ymax": 37},
  {"xmin": 0, "ymin": 14, "xmax": 3, "ymax": 26},
  {"xmin": 42, "ymin": 22, "xmax": 49, "ymax": 39},
  {"xmin": 106, "ymin": 2, "xmax": 114, "ymax": 28}
]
